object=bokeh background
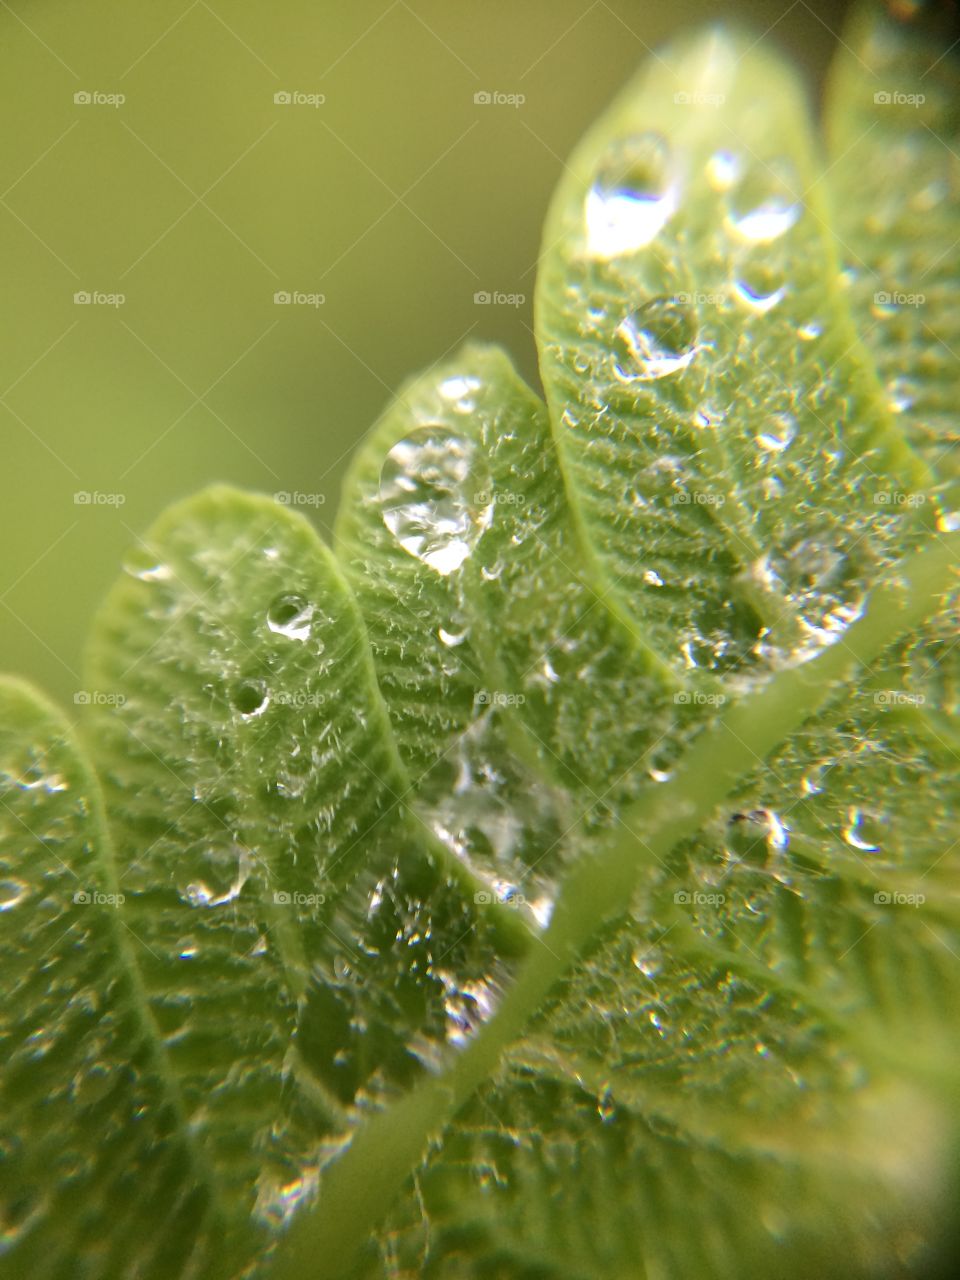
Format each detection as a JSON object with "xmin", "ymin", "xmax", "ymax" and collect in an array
[{"xmin": 0, "ymin": 0, "xmax": 852, "ymax": 705}]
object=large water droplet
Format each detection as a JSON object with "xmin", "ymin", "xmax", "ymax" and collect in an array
[
  {"xmin": 585, "ymin": 132, "xmax": 677, "ymax": 259},
  {"xmin": 231, "ymin": 679, "xmax": 270, "ymax": 718},
  {"xmin": 843, "ymin": 807, "xmax": 884, "ymax": 853},
  {"xmin": 379, "ymin": 426, "xmax": 492, "ymax": 575},
  {"xmin": 613, "ymin": 296, "xmax": 698, "ymax": 381},
  {"xmin": 756, "ymin": 414, "xmax": 796, "ymax": 453}
]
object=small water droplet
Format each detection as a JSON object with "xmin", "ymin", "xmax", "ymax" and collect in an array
[
  {"xmin": 0, "ymin": 878, "xmax": 28, "ymax": 911},
  {"xmin": 632, "ymin": 945, "xmax": 663, "ymax": 978},
  {"xmin": 843, "ymin": 807, "xmax": 884, "ymax": 853},
  {"xmin": 123, "ymin": 548, "xmax": 172, "ymax": 583},
  {"xmin": 935, "ymin": 508, "xmax": 960, "ymax": 533},
  {"xmin": 727, "ymin": 158, "xmax": 801, "ymax": 243},
  {"xmin": 438, "ymin": 625, "xmax": 468, "ymax": 648},
  {"xmin": 585, "ymin": 133, "xmax": 677, "ymax": 259},
  {"xmin": 756, "ymin": 413, "xmax": 796, "ymax": 453},
  {"xmin": 613, "ymin": 296, "xmax": 698, "ymax": 381},
  {"xmin": 379, "ymin": 426, "xmax": 492, "ymax": 575},
  {"xmin": 706, "ymin": 149, "xmax": 739, "ymax": 193},
  {"xmin": 801, "ymin": 761, "xmax": 832, "ymax": 796},
  {"xmin": 732, "ymin": 259, "xmax": 787, "ymax": 314},
  {"xmin": 267, "ymin": 593, "xmax": 314, "ymax": 643},
  {"xmin": 797, "ymin": 321, "xmax": 822, "ymax": 341},
  {"xmin": 231, "ymin": 679, "xmax": 269, "ymax": 718},
  {"xmin": 643, "ymin": 569, "xmax": 664, "ymax": 587}
]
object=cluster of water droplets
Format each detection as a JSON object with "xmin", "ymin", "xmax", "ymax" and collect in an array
[{"xmin": 378, "ymin": 425, "xmax": 493, "ymax": 575}]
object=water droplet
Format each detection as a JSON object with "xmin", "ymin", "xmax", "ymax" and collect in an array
[
  {"xmin": 935, "ymin": 508, "xmax": 960, "ymax": 533},
  {"xmin": 801, "ymin": 761, "xmax": 832, "ymax": 796},
  {"xmin": 732, "ymin": 259, "xmax": 787, "ymax": 314},
  {"xmin": 0, "ymin": 878, "xmax": 28, "ymax": 911},
  {"xmin": 643, "ymin": 569, "xmax": 664, "ymax": 587},
  {"xmin": 379, "ymin": 426, "xmax": 492, "ymax": 575},
  {"xmin": 632, "ymin": 945, "xmax": 663, "ymax": 978},
  {"xmin": 756, "ymin": 414, "xmax": 796, "ymax": 453},
  {"xmin": 585, "ymin": 133, "xmax": 677, "ymax": 259},
  {"xmin": 267, "ymin": 593, "xmax": 314, "ymax": 643},
  {"xmin": 797, "ymin": 321, "xmax": 822, "ymax": 341},
  {"xmin": 613, "ymin": 296, "xmax": 698, "ymax": 381},
  {"xmin": 843, "ymin": 807, "xmax": 884, "ymax": 853},
  {"xmin": 727, "ymin": 159, "xmax": 801, "ymax": 243},
  {"xmin": 706, "ymin": 149, "xmax": 739, "ymax": 192},
  {"xmin": 437, "ymin": 375, "xmax": 481, "ymax": 414},
  {"xmin": 180, "ymin": 847, "xmax": 252, "ymax": 908},
  {"xmin": 123, "ymin": 548, "xmax": 172, "ymax": 583},
  {"xmin": 725, "ymin": 809, "xmax": 788, "ymax": 867},
  {"xmin": 231, "ymin": 679, "xmax": 269, "ymax": 718},
  {"xmin": 438, "ymin": 625, "xmax": 468, "ymax": 648}
]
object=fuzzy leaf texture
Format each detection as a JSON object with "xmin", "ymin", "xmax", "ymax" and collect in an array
[{"xmin": 1, "ymin": 6, "xmax": 959, "ymax": 1280}]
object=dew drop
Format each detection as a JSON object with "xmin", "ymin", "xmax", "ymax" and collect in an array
[
  {"xmin": 732, "ymin": 260, "xmax": 787, "ymax": 314},
  {"xmin": 935, "ymin": 508, "xmax": 960, "ymax": 533},
  {"xmin": 706, "ymin": 149, "xmax": 739, "ymax": 192},
  {"xmin": 727, "ymin": 159, "xmax": 801, "ymax": 243},
  {"xmin": 438, "ymin": 625, "xmax": 468, "ymax": 648},
  {"xmin": 843, "ymin": 807, "xmax": 884, "ymax": 853},
  {"xmin": 0, "ymin": 878, "xmax": 28, "ymax": 912},
  {"xmin": 379, "ymin": 426, "xmax": 492, "ymax": 575},
  {"xmin": 613, "ymin": 296, "xmax": 698, "ymax": 381},
  {"xmin": 231, "ymin": 679, "xmax": 269, "ymax": 718},
  {"xmin": 122, "ymin": 548, "xmax": 171, "ymax": 583},
  {"xmin": 585, "ymin": 133, "xmax": 677, "ymax": 259},
  {"xmin": 756, "ymin": 414, "xmax": 796, "ymax": 453},
  {"xmin": 632, "ymin": 945, "xmax": 663, "ymax": 978},
  {"xmin": 797, "ymin": 321, "xmax": 822, "ymax": 341},
  {"xmin": 267, "ymin": 593, "xmax": 314, "ymax": 643}
]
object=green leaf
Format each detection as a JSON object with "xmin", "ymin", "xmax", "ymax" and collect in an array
[
  {"xmin": 535, "ymin": 27, "xmax": 935, "ymax": 678},
  {"xmin": 0, "ymin": 678, "xmax": 226, "ymax": 1278},
  {"xmin": 824, "ymin": 2, "xmax": 960, "ymax": 490}
]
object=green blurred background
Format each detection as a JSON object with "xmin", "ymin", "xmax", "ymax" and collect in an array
[{"xmin": 0, "ymin": 0, "xmax": 850, "ymax": 706}]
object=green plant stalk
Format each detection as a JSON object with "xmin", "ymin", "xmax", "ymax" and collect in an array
[{"xmin": 268, "ymin": 532, "xmax": 960, "ymax": 1279}]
